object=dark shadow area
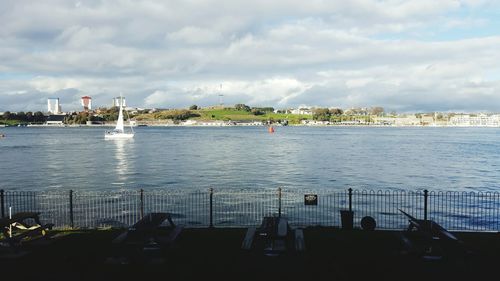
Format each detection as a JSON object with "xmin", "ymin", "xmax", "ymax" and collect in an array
[{"xmin": 1, "ymin": 227, "xmax": 499, "ymax": 281}]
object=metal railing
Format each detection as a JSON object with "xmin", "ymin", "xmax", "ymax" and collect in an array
[{"xmin": 1, "ymin": 188, "xmax": 499, "ymax": 231}]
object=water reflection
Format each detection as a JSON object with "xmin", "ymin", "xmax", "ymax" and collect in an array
[{"xmin": 112, "ymin": 139, "xmax": 135, "ymax": 186}]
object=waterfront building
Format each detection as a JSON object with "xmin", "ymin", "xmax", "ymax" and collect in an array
[
  {"xmin": 301, "ymin": 120, "xmax": 330, "ymax": 125},
  {"xmin": 291, "ymin": 108, "xmax": 312, "ymax": 115},
  {"xmin": 473, "ymin": 114, "xmax": 500, "ymax": 126},
  {"xmin": 420, "ymin": 115, "xmax": 434, "ymax": 126},
  {"xmin": 372, "ymin": 117, "xmax": 395, "ymax": 125},
  {"xmin": 450, "ymin": 114, "xmax": 500, "ymax": 127},
  {"xmin": 47, "ymin": 98, "xmax": 62, "ymax": 114},
  {"xmin": 449, "ymin": 114, "xmax": 470, "ymax": 126},
  {"xmin": 45, "ymin": 114, "xmax": 66, "ymax": 126},
  {"xmin": 112, "ymin": 96, "xmax": 126, "ymax": 107},
  {"xmin": 372, "ymin": 115, "xmax": 421, "ymax": 126},
  {"xmin": 396, "ymin": 115, "xmax": 420, "ymax": 126}
]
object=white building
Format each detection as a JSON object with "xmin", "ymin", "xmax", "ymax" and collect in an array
[
  {"xmin": 450, "ymin": 114, "xmax": 500, "ymax": 126},
  {"xmin": 113, "ymin": 96, "xmax": 126, "ymax": 107},
  {"xmin": 301, "ymin": 120, "xmax": 330, "ymax": 125},
  {"xmin": 291, "ymin": 108, "xmax": 312, "ymax": 115},
  {"xmin": 372, "ymin": 115, "xmax": 421, "ymax": 126},
  {"xmin": 45, "ymin": 114, "xmax": 65, "ymax": 126},
  {"xmin": 47, "ymin": 98, "xmax": 62, "ymax": 114}
]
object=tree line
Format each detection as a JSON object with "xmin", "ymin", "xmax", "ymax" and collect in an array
[
  {"xmin": 312, "ymin": 107, "xmax": 384, "ymax": 121},
  {"xmin": 1, "ymin": 111, "xmax": 46, "ymax": 123}
]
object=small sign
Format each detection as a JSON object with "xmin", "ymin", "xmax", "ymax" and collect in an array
[{"xmin": 304, "ymin": 194, "xmax": 318, "ymax": 206}]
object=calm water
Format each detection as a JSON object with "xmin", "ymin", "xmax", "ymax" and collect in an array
[{"xmin": 1, "ymin": 126, "xmax": 500, "ymax": 192}]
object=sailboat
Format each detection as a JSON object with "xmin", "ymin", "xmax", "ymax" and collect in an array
[{"xmin": 105, "ymin": 96, "xmax": 134, "ymax": 139}]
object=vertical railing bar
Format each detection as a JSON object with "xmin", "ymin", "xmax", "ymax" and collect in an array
[
  {"xmin": 348, "ymin": 188, "xmax": 353, "ymax": 212},
  {"xmin": 424, "ymin": 189, "xmax": 428, "ymax": 221},
  {"xmin": 1, "ymin": 189, "xmax": 4, "ymax": 218},
  {"xmin": 69, "ymin": 190, "xmax": 74, "ymax": 229},
  {"xmin": 278, "ymin": 187, "xmax": 282, "ymax": 218},
  {"xmin": 140, "ymin": 189, "xmax": 144, "ymax": 219}
]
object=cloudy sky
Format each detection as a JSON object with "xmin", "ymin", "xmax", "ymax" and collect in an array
[{"xmin": 1, "ymin": 0, "xmax": 500, "ymax": 112}]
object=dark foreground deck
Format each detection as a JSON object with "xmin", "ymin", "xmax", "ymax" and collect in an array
[{"xmin": 1, "ymin": 227, "xmax": 500, "ymax": 281}]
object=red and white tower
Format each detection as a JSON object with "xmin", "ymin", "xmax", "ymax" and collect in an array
[{"xmin": 81, "ymin": 96, "xmax": 92, "ymax": 112}]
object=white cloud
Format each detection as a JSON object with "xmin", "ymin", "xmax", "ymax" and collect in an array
[
  {"xmin": 0, "ymin": 0, "xmax": 499, "ymax": 112},
  {"xmin": 29, "ymin": 77, "xmax": 83, "ymax": 93},
  {"xmin": 167, "ymin": 26, "xmax": 223, "ymax": 45}
]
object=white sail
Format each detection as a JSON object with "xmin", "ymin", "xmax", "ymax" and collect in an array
[
  {"xmin": 105, "ymin": 95, "xmax": 134, "ymax": 139},
  {"xmin": 115, "ymin": 103, "xmax": 125, "ymax": 133}
]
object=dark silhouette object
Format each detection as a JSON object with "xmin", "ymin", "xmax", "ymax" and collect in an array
[
  {"xmin": 361, "ymin": 216, "xmax": 376, "ymax": 231},
  {"xmin": 241, "ymin": 216, "xmax": 305, "ymax": 254},
  {"xmin": 0, "ymin": 212, "xmax": 54, "ymax": 247},
  {"xmin": 398, "ymin": 209, "xmax": 466, "ymax": 261},
  {"xmin": 111, "ymin": 212, "xmax": 183, "ymax": 263},
  {"xmin": 340, "ymin": 210, "xmax": 354, "ymax": 230},
  {"xmin": 113, "ymin": 212, "xmax": 182, "ymax": 246}
]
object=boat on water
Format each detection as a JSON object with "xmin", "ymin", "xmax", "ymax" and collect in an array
[{"xmin": 104, "ymin": 96, "xmax": 134, "ymax": 139}]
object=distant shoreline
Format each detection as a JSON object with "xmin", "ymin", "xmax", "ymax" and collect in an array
[{"xmin": 5, "ymin": 123, "xmax": 500, "ymax": 128}]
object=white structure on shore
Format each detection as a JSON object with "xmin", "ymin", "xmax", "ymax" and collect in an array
[
  {"xmin": 291, "ymin": 108, "xmax": 312, "ymax": 115},
  {"xmin": 449, "ymin": 114, "xmax": 500, "ymax": 127},
  {"xmin": 113, "ymin": 96, "xmax": 126, "ymax": 107},
  {"xmin": 373, "ymin": 116, "xmax": 421, "ymax": 126},
  {"xmin": 45, "ymin": 114, "xmax": 66, "ymax": 126},
  {"xmin": 47, "ymin": 98, "xmax": 62, "ymax": 114}
]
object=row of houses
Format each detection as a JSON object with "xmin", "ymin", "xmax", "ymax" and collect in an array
[
  {"xmin": 448, "ymin": 114, "xmax": 500, "ymax": 127},
  {"xmin": 373, "ymin": 114, "xmax": 500, "ymax": 126}
]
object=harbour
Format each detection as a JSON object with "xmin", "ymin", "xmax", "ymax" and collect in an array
[{"xmin": 1, "ymin": 126, "xmax": 500, "ymax": 192}]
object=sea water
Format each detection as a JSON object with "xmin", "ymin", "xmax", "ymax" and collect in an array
[{"xmin": 1, "ymin": 126, "xmax": 500, "ymax": 192}]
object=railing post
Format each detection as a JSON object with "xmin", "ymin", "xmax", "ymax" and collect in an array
[
  {"xmin": 348, "ymin": 188, "xmax": 353, "ymax": 212},
  {"xmin": 278, "ymin": 187, "xmax": 282, "ymax": 218},
  {"xmin": 424, "ymin": 189, "xmax": 428, "ymax": 221},
  {"xmin": 1, "ymin": 190, "xmax": 4, "ymax": 218},
  {"xmin": 69, "ymin": 190, "xmax": 74, "ymax": 229},
  {"xmin": 209, "ymin": 188, "xmax": 214, "ymax": 228},
  {"xmin": 140, "ymin": 189, "xmax": 144, "ymax": 219}
]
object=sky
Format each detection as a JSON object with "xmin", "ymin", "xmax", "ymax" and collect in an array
[{"xmin": 1, "ymin": 0, "xmax": 500, "ymax": 113}]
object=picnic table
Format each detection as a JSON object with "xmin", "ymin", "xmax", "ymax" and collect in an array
[
  {"xmin": 112, "ymin": 212, "xmax": 183, "ymax": 252},
  {"xmin": 0, "ymin": 212, "xmax": 54, "ymax": 248},
  {"xmin": 241, "ymin": 216, "xmax": 305, "ymax": 255},
  {"xmin": 399, "ymin": 210, "xmax": 464, "ymax": 259}
]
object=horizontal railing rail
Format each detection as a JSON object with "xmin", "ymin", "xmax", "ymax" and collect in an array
[{"xmin": 1, "ymin": 188, "xmax": 499, "ymax": 231}]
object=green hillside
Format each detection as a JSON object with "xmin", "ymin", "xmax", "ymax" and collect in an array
[{"xmin": 134, "ymin": 107, "xmax": 313, "ymax": 124}]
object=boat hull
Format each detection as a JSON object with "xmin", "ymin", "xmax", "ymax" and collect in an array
[{"xmin": 104, "ymin": 133, "xmax": 134, "ymax": 139}]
